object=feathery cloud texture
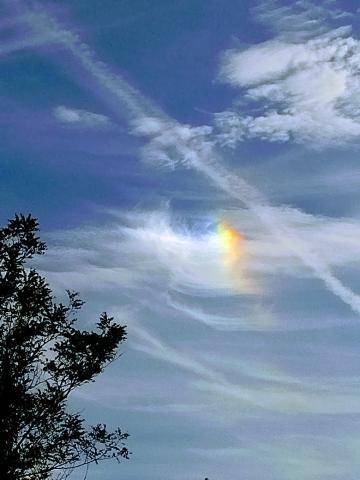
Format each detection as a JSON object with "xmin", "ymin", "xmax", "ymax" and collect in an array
[
  {"xmin": 217, "ymin": 21, "xmax": 360, "ymax": 146},
  {"xmin": 53, "ymin": 106, "xmax": 111, "ymax": 128}
]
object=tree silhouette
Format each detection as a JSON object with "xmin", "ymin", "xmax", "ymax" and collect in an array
[{"xmin": 0, "ymin": 214, "xmax": 129, "ymax": 480}]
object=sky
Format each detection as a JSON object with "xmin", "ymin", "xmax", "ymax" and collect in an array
[{"xmin": 2, "ymin": 0, "xmax": 360, "ymax": 479}]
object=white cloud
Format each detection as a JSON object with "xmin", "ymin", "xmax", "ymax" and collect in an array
[
  {"xmin": 40, "ymin": 210, "xmax": 259, "ymax": 299},
  {"xmin": 191, "ymin": 435, "xmax": 360, "ymax": 480},
  {"xmin": 217, "ymin": 14, "xmax": 360, "ymax": 146},
  {"xmin": 246, "ymin": 206, "xmax": 360, "ymax": 274},
  {"xmin": 196, "ymin": 377, "xmax": 360, "ymax": 414},
  {"xmin": 130, "ymin": 324, "xmax": 224, "ymax": 383},
  {"xmin": 220, "ymin": 40, "xmax": 310, "ymax": 87},
  {"xmin": 132, "ymin": 116, "xmax": 214, "ymax": 168},
  {"xmin": 255, "ymin": 0, "xmax": 353, "ymax": 40},
  {"xmin": 166, "ymin": 298, "xmax": 277, "ymax": 331},
  {"xmin": 127, "ymin": 322, "xmax": 360, "ymax": 415},
  {"xmin": 128, "ymin": 323, "xmax": 360, "ymax": 416},
  {"xmin": 134, "ymin": 116, "xmax": 360, "ymax": 315},
  {"xmin": 38, "ymin": 206, "xmax": 360, "ymax": 336},
  {"xmin": 53, "ymin": 105, "xmax": 111, "ymax": 128},
  {"xmin": 6, "ymin": 1, "xmax": 163, "ymax": 124}
]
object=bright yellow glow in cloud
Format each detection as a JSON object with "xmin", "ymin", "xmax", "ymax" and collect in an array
[
  {"xmin": 217, "ymin": 220, "xmax": 245, "ymax": 267},
  {"xmin": 217, "ymin": 220, "xmax": 259, "ymax": 294}
]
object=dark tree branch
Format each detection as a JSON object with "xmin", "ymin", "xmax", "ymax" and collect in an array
[{"xmin": 0, "ymin": 214, "xmax": 130, "ymax": 480}]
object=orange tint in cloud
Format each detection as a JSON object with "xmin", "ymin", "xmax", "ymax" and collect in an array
[
  {"xmin": 217, "ymin": 220, "xmax": 259, "ymax": 294},
  {"xmin": 217, "ymin": 220, "xmax": 245, "ymax": 267}
]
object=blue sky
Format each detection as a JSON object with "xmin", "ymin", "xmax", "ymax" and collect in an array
[{"xmin": 3, "ymin": 0, "xmax": 360, "ymax": 479}]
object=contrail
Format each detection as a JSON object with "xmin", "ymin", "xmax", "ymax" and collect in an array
[
  {"xmin": 4, "ymin": 0, "xmax": 164, "ymax": 122},
  {"xmin": 189, "ymin": 150, "xmax": 360, "ymax": 314},
  {"xmin": 11, "ymin": 1, "xmax": 360, "ymax": 315}
]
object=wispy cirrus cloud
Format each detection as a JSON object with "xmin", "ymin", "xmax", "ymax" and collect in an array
[
  {"xmin": 129, "ymin": 321, "xmax": 360, "ymax": 416},
  {"xmin": 133, "ymin": 114, "xmax": 360, "ymax": 315},
  {"xmin": 191, "ymin": 434, "xmax": 360, "ymax": 480},
  {"xmin": 255, "ymin": 0, "xmax": 353, "ymax": 40},
  {"xmin": 38, "ymin": 206, "xmax": 360, "ymax": 335},
  {"xmin": 53, "ymin": 105, "xmax": 111, "ymax": 128},
  {"xmin": 39, "ymin": 209, "xmax": 259, "ymax": 300}
]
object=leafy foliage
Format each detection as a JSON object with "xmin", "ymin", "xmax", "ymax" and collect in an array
[{"xmin": 0, "ymin": 214, "xmax": 129, "ymax": 480}]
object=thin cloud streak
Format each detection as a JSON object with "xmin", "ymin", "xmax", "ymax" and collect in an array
[
  {"xmin": 131, "ymin": 324, "xmax": 360, "ymax": 415},
  {"xmin": 130, "ymin": 324, "xmax": 225, "ymax": 384},
  {"xmin": 54, "ymin": 105, "xmax": 111, "ymax": 128},
  {"xmin": 163, "ymin": 137, "xmax": 360, "ymax": 315},
  {"xmin": 5, "ymin": 0, "xmax": 164, "ymax": 123}
]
